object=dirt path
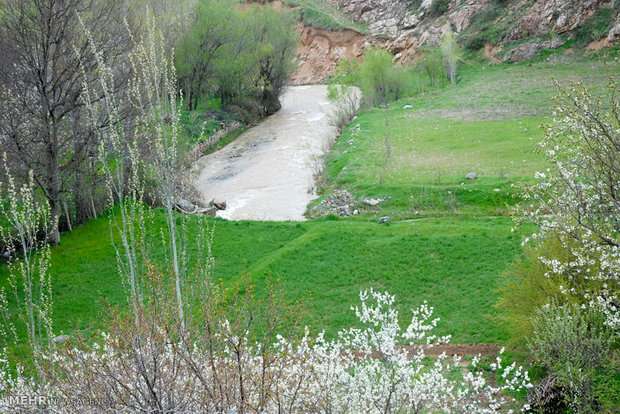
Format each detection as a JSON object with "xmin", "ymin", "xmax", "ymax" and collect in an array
[{"xmin": 193, "ymin": 85, "xmax": 339, "ymax": 221}]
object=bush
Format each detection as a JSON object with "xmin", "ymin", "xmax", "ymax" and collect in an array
[
  {"xmin": 327, "ymin": 84, "xmax": 361, "ymax": 131},
  {"xmin": 497, "ymin": 237, "xmax": 568, "ymax": 346},
  {"xmin": 417, "ymin": 47, "xmax": 448, "ymax": 88},
  {"xmin": 575, "ymin": 7, "xmax": 616, "ymax": 46},
  {"xmin": 328, "ymin": 47, "xmax": 451, "ymax": 109},
  {"xmin": 460, "ymin": 3, "xmax": 507, "ymax": 51},
  {"xmin": 0, "ymin": 290, "xmax": 533, "ymax": 413},
  {"xmin": 357, "ymin": 48, "xmax": 402, "ymax": 106},
  {"xmin": 528, "ymin": 303, "xmax": 615, "ymax": 413},
  {"xmin": 331, "ymin": 49, "xmax": 414, "ymax": 108},
  {"xmin": 430, "ymin": 0, "xmax": 450, "ymax": 16},
  {"xmin": 176, "ymin": 1, "xmax": 297, "ymax": 116},
  {"xmin": 440, "ymin": 26, "xmax": 462, "ymax": 84}
]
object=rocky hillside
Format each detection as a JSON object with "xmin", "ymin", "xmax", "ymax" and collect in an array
[
  {"xmin": 285, "ymin": 0, "xmax": 620, "ymax": 83},
  {"xmin": 332, "ymin": 0, "xmax": 620, "ymax": 62}
]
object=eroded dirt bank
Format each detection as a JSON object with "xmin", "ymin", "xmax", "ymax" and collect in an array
[
  {"xmin": 193, "ymin": 85, "xmax": 338, "ymax": 221},
  {"xmin": 290, "ymin": 26, "xmax": 366, "ymax": 85}
]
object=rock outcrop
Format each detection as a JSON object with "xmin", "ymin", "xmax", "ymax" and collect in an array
[
  {"xmin": 328, "ymin": 0, "xmax": 618, "ymax": 63},
  {"xmin": 281, "ymin": 0, "xmax": 619, "ymax": 83},
  {"xmin": 508, "ymin": 0, "xmax": 604, "ymax": 40}
]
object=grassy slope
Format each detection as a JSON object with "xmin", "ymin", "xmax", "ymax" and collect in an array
[
  {"xmin": 316, "ymin": 56, "xmax": 620, "ymax": 220},
  {"xmin": 3, "ymin": 54, "xmax": 620, "ymax": 359},
  {"xmin": 284, "ymin": 0, "xmax": 367, "ymax": 32}
]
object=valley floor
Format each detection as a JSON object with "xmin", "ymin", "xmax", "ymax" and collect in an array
[{"xmin": 3, "ymin": 51, "xmax": 620, "ymax": 359}]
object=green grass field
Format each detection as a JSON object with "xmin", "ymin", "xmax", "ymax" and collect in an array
[
  {"xmin": 3, "ymin": 54, "xmax": 620, "ymax": 363},
  {"xmin": 0, "ymin": 213, "xmax": 526, "ymax": 347},
  {"xmin": 315, "ymin": 55, "xmax": 620, "ymax": 219}
]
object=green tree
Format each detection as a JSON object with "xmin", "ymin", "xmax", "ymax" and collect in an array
[
  {"xmin": 440, "ymin": 25, "xmax": 462, "ymax": 85},
  {"xmin": 248, "ymin": 6, "xmax": 297, "ymax": 114},
  {"xmin": 176, "ymin": 0, "xmax": 236, "ymax": 110},
  {"xmin": 176, "ymin": 1, "xmax": 297, "ymax": 117}
]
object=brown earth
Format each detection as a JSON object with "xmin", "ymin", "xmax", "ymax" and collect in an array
[
  {"xmin": 406, "ymin": 343, "xmax": 501, "ymax": 358},
  {"xmin": 290, "ymin": 25, "xmax": 366, "ymax": 85},
  {"xmin": 587, "ymin": 37, "xmax": 612, "ymax": 50},
  {"xmin": 360, "ymin": 344, "xmax": 502, "ymax": 361},
  {"xmin": 483, "ymin": 43, "xmax": 502, "ymax": 64}
]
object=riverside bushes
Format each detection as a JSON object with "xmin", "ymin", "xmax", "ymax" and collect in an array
[
  {"xmin": 176, "ymin": 0, "xmax": 297, "ymax": 119},
  {"xmin": 329, "ymin": 47, "xmax": 453, "ymax": 109}
]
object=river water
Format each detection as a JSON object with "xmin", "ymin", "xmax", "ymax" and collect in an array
[{"xmin": 193, "ymin": 85, "xmax": 339, "ymax": 221}]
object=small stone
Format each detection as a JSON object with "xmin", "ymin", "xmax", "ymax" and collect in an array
[
  {"xmin": 212, "ymin": 199, "xmax": 227, "ymax": 210},
  {"xmin": 353, "ymin": 209, "xmax": 359, "ymax": 215},
  {"xmin": 363, "ymin": 198, "xmax": 382, "ymax": 207},
  {"xmin": 378, "ymin": 216, "xmax": 391, "ymax": 224},
  {"xmin": 465, "ymin": 172, "xmax": 478, "ymax": 180},
  {"xmin": 52, "ymin": 335, "xmax": 71, "ymax": 344}
]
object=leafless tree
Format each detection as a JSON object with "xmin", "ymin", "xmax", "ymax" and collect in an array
[{"xmin": 0, "ymin": 0, "xmax": 130, "ymax": 243}]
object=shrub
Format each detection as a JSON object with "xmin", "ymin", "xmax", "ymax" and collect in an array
[
  {"xmin": 0, "ymin": 290, "xmax": 533, "ymax": 413},
  {"xmin": 440, "ymin": 26, "xmax": 462, "ymax": 84},
  {"xmin": 357, "ymin": 48, "xmax": 401, "ymax": 106},
  {"xmin": 327, "ymin": 84, "xmax": 361, "ymax": 131},
  {"xmin": 575, "ymin": 7, "xmax": 616, "ymax": 46},
  {"xmin": 177, "ymin": 1, "xmax": 297, "ymax": 116},
  {"xmin": 331, "ymin": 49, "xmax": 417, "ymax": 108},
  {"xmin": 328, "ymin": 47, "xmax": 454, "ymax": 111},
  {"xmin": 407, "ymin": 0, "xmax": 423, "ymax": 11},
  {"xmin": 460, "ymin": 3, "xmax": 507, "ymax": 51},
  {"xmin": 528, "ymin": 303, "xmax": 615, "ymax": 413},
  {"xmin": 417, "ymin": 47, "xmax": 448, "ymax": 88},
  {"xmin": 430, "ymin": 0, "xmax": 450, "ymax": 17},
  {"xmin": 496, "ymin": 237, "xmax": 569, "ymax": 346}
]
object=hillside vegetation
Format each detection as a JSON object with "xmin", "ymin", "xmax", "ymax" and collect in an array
[
  {"xmin": 285, "ymin": 0, "xmax": 367, "ymax": 32},
  {"xmin": 316, "ymin": 55, "xmax": 620, "ymax": 219}
]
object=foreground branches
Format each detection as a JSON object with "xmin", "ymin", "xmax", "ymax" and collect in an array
[{"xmin": 1, "ymin": 290, "xmax": 531, "ymax": 413}]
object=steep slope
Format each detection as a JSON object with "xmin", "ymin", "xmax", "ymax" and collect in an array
[
  {"xmin": 291, "ymin": 26, "xmax": 366, "ymax": 84},
  {"xmin": 331, "ymin": 0, "xmax": 620, "ymax": 62},
  {"xmin": 281, "ymin": 0, "xmax": 620, "ymax": 83}
]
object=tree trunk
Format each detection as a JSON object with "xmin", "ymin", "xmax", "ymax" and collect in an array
[
  {"xmin": 261, "ymin": 88, "xmax": 281, "ymax": 117},
  {"xmin": 48, "ymin": 123, "xmax": 61, "ymax": 245},
  {"xmin": 72, "ymin": 110, "xmax": 91, "ymax": 225}
]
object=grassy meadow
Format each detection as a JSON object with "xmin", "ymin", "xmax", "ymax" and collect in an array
[{"xmin": 317, "ymin": 55, "xmax": 620, "ymax": 219}]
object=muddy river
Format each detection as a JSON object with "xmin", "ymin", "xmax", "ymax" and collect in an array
[{"xmin": 193, "ymin": 85, "xmax": 341, "ymax": 221}]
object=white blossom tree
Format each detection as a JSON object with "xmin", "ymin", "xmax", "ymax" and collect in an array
[
  {"xmin": 1, "ymin": 289, "xmax": 532, "ymax": 413},
  {"xmin": 521, "ymin": 81, "xmax": 620, "ymax": 330}
]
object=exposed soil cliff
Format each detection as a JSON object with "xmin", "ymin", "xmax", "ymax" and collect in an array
[{"xmin": 290, "ymin": 26, "xmax": 366, "ymax": 84}]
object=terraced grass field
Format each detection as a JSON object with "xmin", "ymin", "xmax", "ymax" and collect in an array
[{"xmin": 0, "ymin": 213, "xmax": 527, "ymax": 348}]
